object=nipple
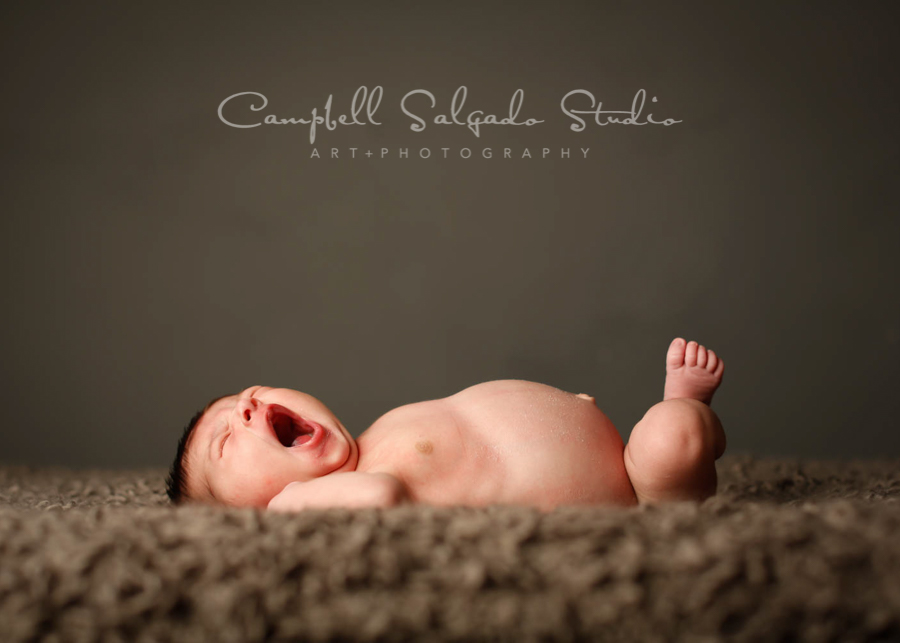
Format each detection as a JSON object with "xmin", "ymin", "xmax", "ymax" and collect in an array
[{"xmin": 415, "ymin": 440, "xmax": 434, "ymax": 455}]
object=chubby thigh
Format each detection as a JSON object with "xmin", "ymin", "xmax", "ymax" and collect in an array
[{"xmin": 449, "ymin": 380, "xmax": 638, "ymax": 509}]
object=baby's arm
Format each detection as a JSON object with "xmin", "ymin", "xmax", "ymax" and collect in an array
[{"xmin": 266, "ymin": 471, "xmax": 409, "ymax": 512}]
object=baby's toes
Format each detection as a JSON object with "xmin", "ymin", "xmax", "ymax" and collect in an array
[
  {"xmin": 696, "ymin": 345, "xmax": 708, "ymax": 368},
  {"xmin": 706, "ymin": 350, "xmax": 718, "ymax": 372},
  {"xmin": 714, "ymin": 358, "xmax": 725, "ymax": 378},
  {"xmin": 667, "ymin": 337, "xmax": 686, "ymax": 369},
  {"xmin": 685, "ymin": 340, "xmax": 699, "ymax": 366}
]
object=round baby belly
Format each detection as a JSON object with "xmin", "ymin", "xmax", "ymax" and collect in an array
[{"xmin": 506, "ymin": 394, "xmax": 635, "ymax": 508}]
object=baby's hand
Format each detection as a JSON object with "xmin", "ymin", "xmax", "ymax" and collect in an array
[{"xmin": 266, "ymin": 472, "xmax": 409, "ymax": 512}]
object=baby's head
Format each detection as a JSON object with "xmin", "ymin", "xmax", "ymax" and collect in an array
[{"xmin": 166, "ymin": 386, "xmax": 359, "ymax": 507}]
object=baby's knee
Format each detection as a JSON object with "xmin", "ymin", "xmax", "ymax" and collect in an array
[{"xmin": 635, "ymin": 399, "xmax": 716, "ymax": 467}]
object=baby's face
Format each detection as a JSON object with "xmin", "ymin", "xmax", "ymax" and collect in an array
[{"xmin": 185, "ymin": 386, "xmax": 358, "ymax": 507}]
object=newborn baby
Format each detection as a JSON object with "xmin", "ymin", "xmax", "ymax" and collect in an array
[{"xmin": 167, "ymin": 338, "xmax": 726, "ymax": 511}]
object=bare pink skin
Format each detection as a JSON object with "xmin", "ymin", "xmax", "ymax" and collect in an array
[
  {"xmin": 185, "ymin": 386, "xmax": 360, "ymax": 507},
  {"xmin": 663, "ymin": 338, "xmax": 724, "ymax": 404},
  {"xmin": 185, "ymin": 338, "xmax": 725, "ymax": 511},
  {"xmin": 624, "ymin": 338, "xmax": 726, "ymax": 504}
]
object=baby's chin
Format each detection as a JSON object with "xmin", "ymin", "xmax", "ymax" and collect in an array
[{"xmin": 328, "ymin": 431, "xmax": 360, "ymax": 474}]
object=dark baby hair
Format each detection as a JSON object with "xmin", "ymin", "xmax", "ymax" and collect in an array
[{"xmin": 166, "ymin": 394, "xmax": 230, "ymax": 503}]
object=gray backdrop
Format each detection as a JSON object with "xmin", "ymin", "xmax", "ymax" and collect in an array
[{"xmin": 2, "ymin": 2, "xmax": 898, "ymax": 468}]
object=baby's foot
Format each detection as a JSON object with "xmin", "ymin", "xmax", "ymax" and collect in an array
[{"xmin": 663, "ymin": 338, "xmax": 724, "ymax": 405}]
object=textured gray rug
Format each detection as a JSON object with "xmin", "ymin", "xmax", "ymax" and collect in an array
[{"xmin": 1, "ymin": 456, "xmax": 899, "ymax": 642}]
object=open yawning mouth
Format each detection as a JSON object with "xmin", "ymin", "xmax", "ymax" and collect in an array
[{"xmin": 267, "ymin": 405, "xmax": 322, "ymax": 448}]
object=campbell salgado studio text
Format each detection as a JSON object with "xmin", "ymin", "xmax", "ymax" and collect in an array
[{"xmin": 217, "ymin": 87, "xmax": 682, "ymax": 144}]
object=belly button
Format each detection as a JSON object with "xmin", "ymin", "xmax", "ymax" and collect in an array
[{"xmin": 415, "ymin": 440, "xmax": 434, "ymax": 455}]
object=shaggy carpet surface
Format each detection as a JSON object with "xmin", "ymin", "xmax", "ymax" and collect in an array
[{"xmin": 1, "ymin": 456, "xmax": 899, "ymax": 642}]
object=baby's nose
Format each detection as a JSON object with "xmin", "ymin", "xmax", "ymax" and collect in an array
[{"xmin": 236, "ymin": 397, "xmax": 262, "ymax": 426}]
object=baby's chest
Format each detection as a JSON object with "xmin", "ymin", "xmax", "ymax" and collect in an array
[
  {"xmin": 356, "ymin": 384, "xmax": 616, "ymax": 506},
  {"xmin": 357, "ymin": 403, "xmax": 474, "ymax": 472},
  {"xmin": 356, "ymin": 403, "xmax": 508, "ymax": 504}
]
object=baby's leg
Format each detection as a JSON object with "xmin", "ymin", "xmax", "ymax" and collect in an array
[{"xmin": 624, "ymin": 339, "xmax": 726, "ymax": 504}]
